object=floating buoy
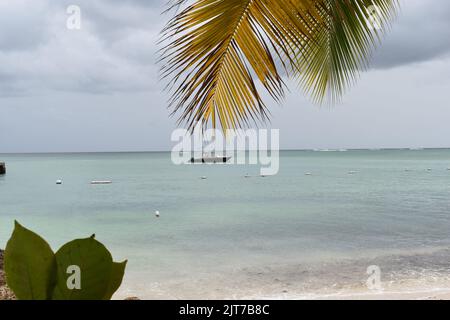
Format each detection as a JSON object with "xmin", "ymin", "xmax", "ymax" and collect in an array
[
  {"xmin": 56, "ymin": 179, "xmax": 63, "ymax": 185},
  {"xmin": 155, "ymin": 211, "xmax": 160, "ymax": 218}
]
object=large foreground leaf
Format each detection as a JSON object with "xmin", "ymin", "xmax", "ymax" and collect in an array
[
  {"xmin": 52, "ymin": 236, "xmax": 114, "ymax": 300},
  {"xmin": 4, "ymin": 221, "xmax": 56, "ymax": 300},
  {"xmin": 103, "ymin": 261, "xmax": 128, "ymax": 300}
]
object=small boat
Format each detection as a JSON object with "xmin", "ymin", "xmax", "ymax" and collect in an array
[
  {"xmin": 305, "ymin": 172, "xmax": 313, "ymax": 176},
  {"xmin": 190, "ymin": 154, "xmax": 231, "ymax": 164},
  {"xmin": 56, "ymin": 180, "xmax": 63, "ymax": 185},
  {"xmin": 91, "ymin": 180, "xmax": 112, "ymax": 185},
  {"xmin": 348, "ymin": 171, "xmax": 358, "ymax": 175},
  {"xmin": 155, "ymin": 211, "xmax": 160, "ymax": 218},
  {"xmin": 201, "ymin": 176, "xmax": 207, "ymax": 180}
]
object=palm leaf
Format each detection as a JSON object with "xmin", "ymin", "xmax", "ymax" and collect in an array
[
  {"xmin": 160, "ymin": 0, "xmax": 398, "ymax": 130},
  {"xmin": 297, "ymin": 0, "xmax": 398, "ymax": 103}
]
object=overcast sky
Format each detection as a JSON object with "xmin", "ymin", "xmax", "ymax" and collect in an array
[{"xmin": 0, "ymin": 0, "xmax": 449, "ymax": 153}]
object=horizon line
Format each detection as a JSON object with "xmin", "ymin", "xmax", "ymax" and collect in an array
[{"xmin": 2, "ymin": 147, "xmax": 450, "ymax": 155}]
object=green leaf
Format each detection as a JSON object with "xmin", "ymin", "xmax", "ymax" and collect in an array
[
  {"xmin": 4, "ymin": 221, "xmax": 56, "ymax": 300},
  {"xmin": 52, "ymin": 237, "xmax": 114, "ymax": 300},
  {"xmin": 103, "ymin": 260, "xmax": 127, "ymax": 300}
]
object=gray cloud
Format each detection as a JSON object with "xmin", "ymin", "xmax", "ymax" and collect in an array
[
  {"xmin": 0, "ymin": 0, "xmax": 448, "ymax": 98},
  {"xmin": 372, "ymin": 0, "xmax": 450, "ymax": 69},
  {"xmin": 0, "ymin": 0, "xmax": 450, "ymax": 152},
  {"xmin": 0, "ymin": 1, "xmax": 49, "ymax": 52},
  {"xmin": 0, "ymin": 0, "xmax": 167, "ymax": 96},
  {"xmin": 1, "ymin": 0, "xmax": 448, "ymax": 97}
]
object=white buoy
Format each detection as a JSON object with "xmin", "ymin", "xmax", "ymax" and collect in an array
[
  {"xmin": 56, "ymin": 179, "xmax": 63, "ymax": 185},
  {"xmin": 155, "ymin": 211, "xmax": 160, "ymax": 218}
]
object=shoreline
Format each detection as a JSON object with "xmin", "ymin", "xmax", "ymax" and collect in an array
[
  {"xmin": 114, "ymin": 285, "xmax": 450, "ymax": 301},
  {"xmin": 114, "ymin": 276, "xmax": 450, "ymax": 301}
]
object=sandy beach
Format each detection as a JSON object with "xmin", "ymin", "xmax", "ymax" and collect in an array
[
  {"xmin": 114, "ymin": 280, "xmax": 450, "ymax": 301},
  {"xmin": 114, "ymin": 248, "xmax": 450, "ymax": 301},
  {"xmin": 114, "ymin": 274, "xmax": 450, "ymax": 300}
]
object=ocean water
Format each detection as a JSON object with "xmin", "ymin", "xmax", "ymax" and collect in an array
[{"xmin": 1, "ymin": 150, "xmax": 450, "ymax": 299}]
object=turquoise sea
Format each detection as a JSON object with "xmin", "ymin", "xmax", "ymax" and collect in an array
[{"xmin": 1, "ymin": 150, "xmax": 450, "ymax": 299}]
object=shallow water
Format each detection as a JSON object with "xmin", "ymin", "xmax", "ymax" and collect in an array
[{"xmin": 1, "ymin": 150, "xmax": 450, "ymax": 299}]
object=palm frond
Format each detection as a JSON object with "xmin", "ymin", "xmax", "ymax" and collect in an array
[
  {"xmin": 297, "ymin": 0, "xmax": 398, "ymax": 103},
  {"xmin": 160, "ymin": 0, "xmax": 398, "ymax": 130},
  {"xmin": 160, "ymin": 0, "xmax": 320, "ymax": 130}
]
